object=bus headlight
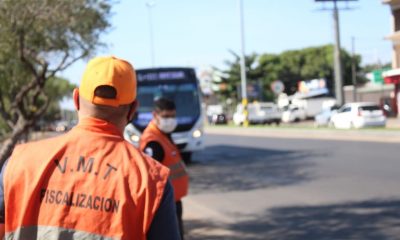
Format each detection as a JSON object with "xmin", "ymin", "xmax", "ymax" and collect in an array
[
  {"xmin": 192, "ymin": 129, "xmax": 202, "ymax": 138},
  {"xmin": 130, "ymin": 134, "xmax": 140, "ymax": 143}
]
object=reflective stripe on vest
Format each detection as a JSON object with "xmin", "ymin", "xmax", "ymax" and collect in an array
[
  {"xmin": 4, "ymin": 118, "xmax": 170, "ymax": 240},
  {"xmin": 6, "ymin": 225, "xmax": 117, "ymax": 240},
  {"xmin": 168, "ymin": 161, "xmax": 188, "ymax": 180}
]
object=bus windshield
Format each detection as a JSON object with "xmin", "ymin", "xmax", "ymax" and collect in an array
[{"xmin": 133, "ymin": 82, "xmax": 201, "ymax": 131}]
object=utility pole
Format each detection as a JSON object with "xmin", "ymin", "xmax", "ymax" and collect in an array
[
  {"xmin": 238, "ymin": 0, "xmax": 248, "ymax": 126},
  {"xmin": 315, "ymin": 0, "xmax": 357, "ymax": 106},
  {"xmin": 146, "ymin": 1, "xmax": 156, "ymax": 67},
  {"xmin": 351, "ymin": 36, "xmax": 357, "ymax": 102},
  {"xmin": 333, "ymin": 0, "xmax": 344, "ymax": 106}
]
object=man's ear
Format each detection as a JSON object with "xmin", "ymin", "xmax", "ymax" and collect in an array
[
  {"xmin": 73, "ymin": 88, "xmax": 80, "ymax": 111},
  {"xmin": 152, "ymin": 110, "xmax": 160, "ymax": 125}
]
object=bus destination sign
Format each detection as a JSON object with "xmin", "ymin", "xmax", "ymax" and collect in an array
[{"xmin": 137, "ymin": 71, "xmax": 187, "ymax": 82}]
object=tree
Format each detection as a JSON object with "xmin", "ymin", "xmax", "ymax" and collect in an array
[
  {"xmin": 218, "ymin": 45, "xmax": 363, "ymax": 101},
  {"xmin": 216, "ymin": 45, "xmax": 363, "ymax": 103},
  {"xmin": 0, "ymin": 0, "xmax": 112, "ymax": 165},
  {"xmin": 361, "ymin": 62, "xmax": 391, "ymax": 73},
  {"xmin": 0, "ymin": 76, "xmax": 75, "ymax": 134},
  {"xmin": 37, "ymin": 77, "xmax": 76, "ymax": 123},
  {"xmin": 215, "ymin": 51, "xmax": 267, "ymax": 105},
  {"xmin": 258, "ymin": 45, "xmax": 362, "ymax": 95}
]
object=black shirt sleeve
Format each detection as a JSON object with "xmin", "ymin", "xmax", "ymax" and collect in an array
[
  {"xmin": 143, "ymin": 141, "xmax": 165, "ymax": 163},
  {"xmin": 147, "ymin": 180, "xmax": 181, "ymax": 240}
]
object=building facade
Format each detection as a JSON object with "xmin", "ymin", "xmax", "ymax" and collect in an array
[{"xmin": 383, "ymin": 0, "xmax": 400, "ymax": 117}]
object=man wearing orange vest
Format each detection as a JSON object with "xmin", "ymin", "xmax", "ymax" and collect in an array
[
  {"xmin": 140, "ymin": 97, "xmax": 189, "ymax": 240},
  {"xmin": 0, "ymin": 56, "xmax": 181, "ymax": 240}
]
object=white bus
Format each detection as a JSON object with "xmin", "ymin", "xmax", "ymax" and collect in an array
[{"xmin": 124, "ymin": 67, "xmax": 204, "ymax": 163}]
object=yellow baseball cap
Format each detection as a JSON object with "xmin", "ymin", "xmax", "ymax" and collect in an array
[{"xmin": 79, "ymin": 56, "xmax": 137, "ymax": 107}]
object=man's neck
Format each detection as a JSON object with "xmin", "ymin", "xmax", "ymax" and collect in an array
[{"xmin": 78, "ymin": 113, "xmax": 126, "ymax": 134}]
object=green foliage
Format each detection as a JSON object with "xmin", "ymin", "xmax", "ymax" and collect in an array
[
  {"xmin": 0, "ymin": 120, "xmax": 9, "ymax": 139},
  {"xmin": 41, "ymin": 77, "xmax": 76, "ymax": 122},
  {"xmin": 0, "ymin": 0, "xmax": 111, "ymax": 56},
  {"xmin": 258, "ymin": 45, "xmax": 363, "ymax": 95},
  {"xmin": 0, "ymin": 0, "xmax": 112, "ymax": 139},
  {"xmin": 216, "ymin": 45, "xmax": 364, "ymax": 103},
  {"xmin": 361, "ymin": 62, "xmax": 391, "ymax": 73}
]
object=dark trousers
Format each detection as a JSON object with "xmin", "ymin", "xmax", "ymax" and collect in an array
[{"xmin": 176, "ymin": 200, "xmax": 184, "ymax": 240}]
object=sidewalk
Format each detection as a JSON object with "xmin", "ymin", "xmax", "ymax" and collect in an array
[
  {"xmin": 205, "ymin": 119, "xmax": 400, "ymax": 143},
  {"xmin": 386, "ymin": 117, "xmax": 400, "ymax": 128},
  {"xmin": 279, "ymin": 117, "xmax": 400, "ymax": 129}
]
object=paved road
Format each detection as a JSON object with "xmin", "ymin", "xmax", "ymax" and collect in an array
[{"xmin": 184, "ymin": 133, "xmax": 400, "ymax": 240}]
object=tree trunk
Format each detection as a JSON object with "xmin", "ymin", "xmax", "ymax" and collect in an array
[{"xmin": 0, "ymin": 118, "xmax": 31, "ymax": 169}]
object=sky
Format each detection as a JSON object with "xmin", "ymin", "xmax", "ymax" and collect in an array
[{"xmin": 60, "ymin": 0, "xmax": 393, "ymax": 108}]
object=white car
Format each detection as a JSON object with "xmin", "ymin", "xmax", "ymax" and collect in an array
[
  {"xmin": 233, "ymin": 102, "xmax": 281, "ymax": 125},
  {"xmin": 281, "ymin": 106, "xmax": 307, "ymax": 123},
  {"xmin": 330, "ymin": 102, "xmax": 386, "ymax": 129}
]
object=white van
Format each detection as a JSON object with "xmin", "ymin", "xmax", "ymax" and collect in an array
[
  {"xmin": 291, "ymin": 97, "xmax": 336, "ymax": 118},
  {"xmin": 233, "ymin": 102, "xmax": 281, "ymax": 125},
  {"xmin": 281, "ymin": 106, "xmax": 307, "ymax": 123}
]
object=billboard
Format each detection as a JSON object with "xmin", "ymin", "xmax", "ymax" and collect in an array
[{"xmin": 298, "ymin": 78, "xmax": 329, "ymax": 97}]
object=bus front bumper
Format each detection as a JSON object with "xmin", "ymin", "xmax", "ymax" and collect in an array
[
  {"xmin": 124, "ymin": 123, "xmax": 204, "ymax": 153},
  {"xmin": 172, "ymin": 129, "xmax": 204, "ymax": 153}
]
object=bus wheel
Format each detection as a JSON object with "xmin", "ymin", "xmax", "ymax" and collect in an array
[{"xmin": 182, "ymin": 152, "xmax": 192, "ymax": 165}]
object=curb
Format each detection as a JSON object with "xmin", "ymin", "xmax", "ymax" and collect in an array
[{"xmin": 205, "ymin": 126, "xmax": 400, "ymax": 143}]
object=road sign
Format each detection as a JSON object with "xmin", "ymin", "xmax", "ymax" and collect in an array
[{"xmin": 271, "ymin": 80, "xmax": 285, "ymax": 94}]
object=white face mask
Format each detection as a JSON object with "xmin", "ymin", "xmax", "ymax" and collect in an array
[{"xmin": 157, "ymin": 117, "xmax": 177, "ymax": 133}]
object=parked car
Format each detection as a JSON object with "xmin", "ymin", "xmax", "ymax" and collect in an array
[
  {"xmin": 207, "ymin": 104, "xmax": 224, "ymax": 123},
  {"xmin": 55, "ymin": 120, "xmax": 69, "ymax": 132},
  {"xmin": 281, "ymin": 106, "xmax": 307, "ymax": 123},
  {"xmin": 233, "ymin": 102, "xmax": 281, "ymax": 125},
  {"xmin": 330, "ymin": 102, "xmax": 386, "ymax": 129},
  {"xmin": 314, "ymin": 105, "xmax": 339, "ymax": 127},
  {"xmin": 209, "ymin": 113, "xmax": 228, "ymax": 125}
]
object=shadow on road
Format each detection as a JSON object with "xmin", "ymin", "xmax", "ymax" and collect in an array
[
  {"xmin": 185, "ymin": 198, "xmax": 400, "ymax": 240},
  {"xmin": 189, "ymin": 145, "xmax": 319, "ymax": 193}
]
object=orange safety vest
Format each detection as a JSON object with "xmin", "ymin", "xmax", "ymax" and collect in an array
[
  {"xmin": 4, "ymin": 117, "xmax": 169, "ymax": 240},
  {"xmin": 140, "ymin": 120, "xmax": 189, "ymax": 202}
]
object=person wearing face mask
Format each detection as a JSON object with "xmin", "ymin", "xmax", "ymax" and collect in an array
[
  {"xmin": 140, "ymin": 97, "xmax": 189, "ymax": 240},
  {"xmin": 0, "ymin": 56, "xmax": 181, "ymax": 240}
]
